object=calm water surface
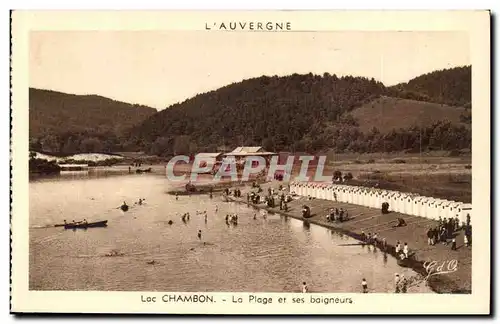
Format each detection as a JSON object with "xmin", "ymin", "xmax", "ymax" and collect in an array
[{"xmin": 29, "ymin": 171, "xmax": 432, "ymax": 293}]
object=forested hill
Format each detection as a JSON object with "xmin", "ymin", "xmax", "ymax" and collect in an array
[
  {"xmin": 29, "ymin": 88, "xmax": 156, "ymax": 153},
  {"xmin": 388, "ymin": 66, "xmax": 471, "ymax": 107},
  {"xmin": 30, "ymin": 88, "xmax": 156, "ymax": 137},
  {"xmin": 128, "ymin": 70, "xmax": 471, "ymax": 156},
  {"xmin": 130, "ymin": 74, "xmax": 385, "ymax": 152}
]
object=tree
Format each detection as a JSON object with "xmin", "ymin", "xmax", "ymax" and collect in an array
[
  {"xmin": 150, "ymin": 137, "xmax": 172, "ymax": 156},
  {"xmin": 29, "ymin": 138, "xmax": 42, "ymax": 151},
  {"xmin": 40, "ymin": 134, "xmax": 60, "ymax": 153},
  {"xmin": 80, "ymin": 137, "xmax": 103, "ymax": 153},
  {"xmin": 173, "ymin": 135, "xmax": 191, "ymax": 155},
  {"xmin": 61, "ymin": 137, "xmax": 80, "ymax": 154}
]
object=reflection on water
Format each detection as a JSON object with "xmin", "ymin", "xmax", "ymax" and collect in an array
[{"xmin": 29, "ymin": 172, "xmax": 432, "ymax": 293}]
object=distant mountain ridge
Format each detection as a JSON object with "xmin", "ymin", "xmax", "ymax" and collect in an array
[
  {"xmin": 29, "ymin": 66, "xmax": 471, "ymax": 155},
  {"xmin": 128, "ymin": 66, "xmax": 471, "ymax": 155}
]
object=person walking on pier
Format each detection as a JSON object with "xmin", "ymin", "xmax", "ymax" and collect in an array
[
  {"xmin": 403, "ymin": 243, "xmax": 409, "ymax": 259},
  {"xmin": 395, "ymin": 241, "xmax": 401, "ymax": 255},
  {"xmin": 427, "ymin": 227, "xmax": 433, "ymax": 245}
]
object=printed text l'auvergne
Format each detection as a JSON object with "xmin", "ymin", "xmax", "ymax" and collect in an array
[{"xmin": 205, "ymin": 21, "xmax": 292, "ymax": 31}]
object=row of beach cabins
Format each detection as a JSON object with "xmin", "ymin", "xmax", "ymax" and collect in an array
[{"xmin": 289, "ymin": 182, "xmax": 472, "ymax": 225}]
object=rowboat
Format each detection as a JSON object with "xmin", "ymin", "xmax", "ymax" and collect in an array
[{"xmin": 64, "ymin": 220, "xmax": 108, "ymax": 229}]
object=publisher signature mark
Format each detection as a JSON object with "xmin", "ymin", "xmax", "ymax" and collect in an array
[{"xmin": 423, "ymin": 260, "xmax": 458, "ymax": 280}]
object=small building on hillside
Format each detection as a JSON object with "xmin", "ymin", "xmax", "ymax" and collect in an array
[{"xmin": 223, "ymin": 147, "xmax": 277, "ymax": 169}]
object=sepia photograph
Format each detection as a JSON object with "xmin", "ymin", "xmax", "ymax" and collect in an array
[{"xmin": 10, "ymin": 10, "xmax": 490, "ymax": 314}]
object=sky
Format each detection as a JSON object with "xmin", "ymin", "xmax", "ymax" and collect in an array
[{"xmin": 29, "ymin": 31, "xmax": 470, "ymax": 110}]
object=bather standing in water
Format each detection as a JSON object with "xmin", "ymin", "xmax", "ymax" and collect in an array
[
  {"xmin": 198, "ymin": 230, "xmax": 202, "ymax": 240},
  {"xmin": 362, "ymin": 278, "xmax": 368, "ymax": 293},
  {"xmin": 394, "ymin": 274, "xmax": 401, "ymax": 293},
  {"xmin": 302, "ymin": 282, "xmax": 308, "ymax": 293},
  {"xmin": 116, "ymin": 201, "xmax": 129, "ymax": 212}
]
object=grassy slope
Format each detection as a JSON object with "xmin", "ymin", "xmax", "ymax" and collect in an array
[{"xmin": 350, "ymin": 96, "xmax": 467, "ymax": 133}]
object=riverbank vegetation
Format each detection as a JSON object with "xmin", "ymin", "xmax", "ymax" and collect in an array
[{"xmin": 29, "ymin": 157, "xmax": 60, "ymax": 174}]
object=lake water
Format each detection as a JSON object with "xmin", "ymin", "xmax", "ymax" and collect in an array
[{"xmin": 29, "ymin": 171, "xmax": 432, "ymax": 293}]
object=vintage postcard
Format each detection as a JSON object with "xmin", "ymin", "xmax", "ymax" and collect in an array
[{"xmin": 10, "ymin": 10, "xmax": 490, "ymax": 314}]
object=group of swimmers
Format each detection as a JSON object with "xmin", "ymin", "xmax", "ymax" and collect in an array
[
  {"xmin": 225, "ymin": 214, "xmax": 238, "ymax": 225},
  {"xmin": 118, "ymin": 198, "xmax": 146, "ymax": 212},
  {"xmin": 181, "ymin": 213, "xmax": 191, "ymax": 222}
]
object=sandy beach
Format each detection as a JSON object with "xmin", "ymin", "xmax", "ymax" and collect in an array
[{"xmin": 222, "ymin": 181, "xmax": 471, "ymax": 294}]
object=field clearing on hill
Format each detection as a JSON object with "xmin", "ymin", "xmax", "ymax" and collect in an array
[{"xmin": 350, "ymin": 96, "xmax": 469, "ymax": 133}]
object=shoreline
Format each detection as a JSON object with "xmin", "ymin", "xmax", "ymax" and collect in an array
[{"xmin": 222, "ymin": 184, "xmax": 471, "ymax": 294}]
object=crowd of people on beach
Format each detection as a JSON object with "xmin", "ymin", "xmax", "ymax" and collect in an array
[
  {"xmin": 325, "ymin": 208, "xmax": 350, "ymax": 223},
  {"xmin": 426, "ymin": 215, "xmax": 472, "ymax": 249}
]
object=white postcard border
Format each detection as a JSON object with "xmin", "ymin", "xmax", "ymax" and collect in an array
[{"xmin": 10, "ymin": 10, "xmax": 491, "ymax": 314}]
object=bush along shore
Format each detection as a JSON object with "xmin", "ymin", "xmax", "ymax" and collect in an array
[
  {"xmin": 29, "ymin": 158, "xmax": 61, "ymax": 175},
  {"xmin": 223, "ymin": 182, "xmax": 471, "ymax": 294}
]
